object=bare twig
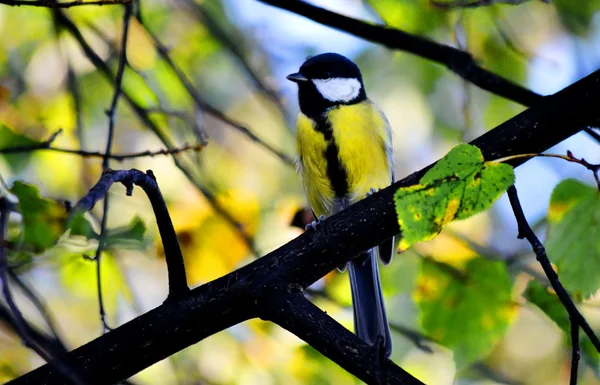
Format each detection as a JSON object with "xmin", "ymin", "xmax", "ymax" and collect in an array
[
  {"xmin": 389, "ymin": 323, "xmax": 435, "ymax": 353},
  {"xmin": 54, "ymin": 9, "xmax": 258, "ymax": 252},
  {"xmin": 495, "ymin": 151, "xmax": 600, "ymax": 190},
  {"xmin": 177, "ymin": 0, "xmax": 287, "ymax": 114},
  {"xmin": 73, "ymin": 169, "xmax": 189, "ymax": 301},
  {"xmin": 0, "ymin": 198, "xmax": 84, "ymax": 384},
  {"xmin": 0, "ymin": 133, "xmax": 205, "ymax": 160},
  {"xmin": 570, "ymin": 317, "xmax": 580, "ymax": 385},
  {"xmin": 0, "ymin": 0, "xmax": 134, "ymax": 7},
  {"xmin": 266, "ymin": 293, "xmax": 424, "ymax": 385},
  {"xmin": 140, "ymin": 24, "xmax": 295, "ymax": 166},
  {"xmin": 93, "ymin": 3, "xmax": 133, "ymax": 333},
  {"xmin": 584, "ymin": 127, "xmax": 600, "ymax": 145},
  {"xmin": 507, "ymin": 187, "xmax": 600, "ymax": 361},
  {"xmin": 7, "ymin": 269, "xmax": 67, "ymax": 353},
  {"xmin": 259, "ymin": 0, "xmax": 542, "ymax": 106},
  {"xmin": 429, "ymin": 0, "xmax": 541, "ymax": 9}
]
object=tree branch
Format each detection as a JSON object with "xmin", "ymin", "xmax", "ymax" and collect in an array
[
  {"xmin": 73, "ymin": 169, "xmax": 189, "ymax": 300},
  {"xmin": 265, "ymin": 294, "xmax": 423, "ymax": 385},
  {"xmin": 0, "ymin": 0, "xmax": 133, "ymax": 7},
  {"xmin": 258, "ymin": 0, "xmax": 600, "ymax": 145},
  {"xmin": 140, "ymin": 23, "xmax": 295, "ymax": 166},
  {"xmin": 92, "ymin": 2, "xmax": 133, "ymax": 333},
  {"xmin": 0, "ymin": 133, "xmax": 205, "ymax": 160},
  {"xmin": 52, "ymin": 9, "xmax": 259, "ymax": 252},
  {"xmin": 507, "ymin": 186, "xmax": 596, "ymax": 385},
  {"xmin": 429, "ymin": 0, "xmax": 542, "ymax": 9},
  {"xmin": 9, "ymin": 64, "xmax": 600, "ymax": 385},
  {"xmin": 506, "ymin": 186, "xmax": 600, "ymax": 352},
  {"xmin": 258, "ymin": 0, "xmax": 542, "ymax": 106},
  {"xmin": 0, "ymin": 198, "xmax": 84, "ymax": 384}
]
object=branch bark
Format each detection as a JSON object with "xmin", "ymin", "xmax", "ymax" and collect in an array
[
  {"xmin": 73, "ymin": 169, "xmax": 189, "ymax": 300},
  {"xmin": 258, "ymin": 0, "xmax": 600, "ymax": 142},
  {"xmin": 8, "ymin": 64, "xmax": 600, "ymax": 385}
]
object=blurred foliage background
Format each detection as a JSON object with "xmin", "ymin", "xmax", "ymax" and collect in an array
[{"xmin": 0, "ymin": 0, "xmax": 599, "ymax": 384}]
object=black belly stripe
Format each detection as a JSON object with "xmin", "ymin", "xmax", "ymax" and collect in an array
[{"xmin": 314, "ymin": 114, "xmax": 348, "ymax": 198}]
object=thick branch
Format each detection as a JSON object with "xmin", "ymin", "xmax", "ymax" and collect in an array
[
  {"xmin": 259, "ymin": 0, "xmax": 542, "ymax": 106},
  {"xmin": 265, "ymin": 294, "xmax": 423, "ymax": 385},
  {"xmin": 74, "ymin": 169, "xmax": 189, "ymax": 300},
  {"xmin": 10, "ymin": 66, "xmax": 600, "ymax": 385},
  {"xmin": 53, "ymin": 9, "xmax": 258, "ymax": 251}
]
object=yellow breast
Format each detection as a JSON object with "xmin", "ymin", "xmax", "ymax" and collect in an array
[{"xmin": 295, "ymin": 102, "xmax": 392, "ymax": 217}]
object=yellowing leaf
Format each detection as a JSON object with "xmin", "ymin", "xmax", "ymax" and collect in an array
[
  {"xmin": 415, "ymin": 257, "xmax": 515, "ymax": 367},
  {"xmin": 59, "ymin": 252, "xmax": 131, "ymax": 311},
  {"xmin": 125, "ymin": 19, "xmax": 157, "ymax": 70},
  {"xmin": 395, "ymin": 144, "xmax": 514, "ymax": 251},
  {"xmin": 162, "ymin": 189, "xmax": 259, "ymax": 285},
  {"xmin": 548, "ymin": 178, "xmax": 596, "ymax": 222},
  {"xmin": 546, "ymin": 179, "xmax": 600, "ymax": 298}
]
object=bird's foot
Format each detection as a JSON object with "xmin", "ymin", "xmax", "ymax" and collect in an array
[
  {"xmin": 305, "ymin": 215, "xmax": 326, "ymax": 231},
  {"xmin": 366, "ymin": 187, "xmax": 379, "ymax": 198}
]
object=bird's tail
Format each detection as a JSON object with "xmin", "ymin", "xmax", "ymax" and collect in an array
[{"xmin": 348, "ymin": 247, "xmax": 392, "ymax": 358}]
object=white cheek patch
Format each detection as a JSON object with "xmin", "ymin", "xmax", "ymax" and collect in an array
[{"xmin": 312, "ymin": 78, "xmax": 361, "ymax": 103}]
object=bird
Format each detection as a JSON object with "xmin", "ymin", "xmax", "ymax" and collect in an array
[{"xmin": 287, "ymin": 52, "xmax": 394, "ymax": 357}]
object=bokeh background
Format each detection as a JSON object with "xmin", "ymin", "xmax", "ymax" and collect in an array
[{"xmin": 0, "ymin": 0, "xmax": 600, "ymax": 384}]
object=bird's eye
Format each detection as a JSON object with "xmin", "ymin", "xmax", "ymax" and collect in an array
[{"xmin": 323, "ymin": 72, "xmax": 332, "ymax": 78}]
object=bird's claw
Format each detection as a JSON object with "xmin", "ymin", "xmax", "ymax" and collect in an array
[
  {"xmin": 305, "ymin": 215, "xmax": 326, "ymax": 231},
  {"xmin": 366, "ymin": 187, "xmax": 379, "ymax": 197}
]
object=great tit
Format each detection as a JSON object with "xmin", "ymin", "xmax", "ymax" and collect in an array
[{"xmin": 287, "ymin": 53, "xmax": 394, "ymax": 357}]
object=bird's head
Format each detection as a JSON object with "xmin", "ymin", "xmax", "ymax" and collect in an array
[{"xmin": 287, "ymin": 53, "xmax": 366, "ymax": 118}]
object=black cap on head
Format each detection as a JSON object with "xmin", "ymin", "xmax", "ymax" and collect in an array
[
  {"xmin": 297, "ymin": 53, "xmax": 363, "ymax": 80},
  {"xmin": 287, "ymin": 53, "xmax": 367, "ymax": 119}
]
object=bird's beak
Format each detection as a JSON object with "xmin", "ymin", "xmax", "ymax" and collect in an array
[{"xmin": 286, "ymin": 72, "xmax": 309, "ymax": 83}]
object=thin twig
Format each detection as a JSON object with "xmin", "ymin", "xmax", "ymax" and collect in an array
[
  {"xmin": 92, "ymin": 3, "xmax": 133, "ymax": 334},
  {"xmin": 584, "ymin": 127, "xmax": 600, "ymax": 144},
  {"xmin": 140, "ymin": 24, "xmax": 294, "ymax": 166},
  {"xmin": 0, "ymin": 199, "xmax": 84, "ymax": 384},
  {"xmin": 7, "ymin": 269, "xmax": 67, "ymax": 353},
  {"xmin": 495, "ymin": 151, "xmax": 600, "ymax": 190},
  {"xmin": 259, "ymin": 0, "xmax": 543, "ymax": 106},
  {"xmin": 507, "ymin": 186, "xmax": 600, "ymax": 356},
  {"xmin": 0, "ymin": 0, "xmax": 133, "ymax": 7},
  {"xmin": 389, "ymin": 323, "xmax": 435, "ymax": 353},
  {"xmin": 178, "ymin": 0, "xmax": 287, "ymax": 114},
  {"xmin": 73, "ymin": 169, "xmax": 190, "ymax": 301},
  {"xmin": 0, "ymin": 135, "xmax": 205, "ymax": 160},
  {"xmin": 54, "ymin": 9, "xmax": 258, "ymax": 253},
  {"xmin": 430, "ymin": 0, "xmax": 539, "ymax": 9},
  {"xmin": 570, "ymin": 316, "xmax": 580, "ymax": 385}
]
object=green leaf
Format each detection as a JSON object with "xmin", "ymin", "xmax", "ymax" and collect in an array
[
  {"xmin": 546, "ymin": 179, "xmax": 600, "ymax": 298},
  {"xmin": 104, "ymin": 216, "xmax": 147, "ymax": 249},
  {"xmin": 66, "ymin": 210, "xmax": 98, "ymax": 239},
  {"xmin": 524, "ymin": 280, "xmax": 569, "ymax": 333},
  {"xmin": 10, "ymin": 181, "xmax": 66, "ymax": 251},
  {"xmin": 394, "ymin": 144, "xmax": 514, "ymax": 251},
  {"xmin": 415, "ymin": 257, "xmax": 515, "ymax": 367},
  {"xmin": 0, "ymin": 124, "xmax": 43, "ymax": 173}
]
